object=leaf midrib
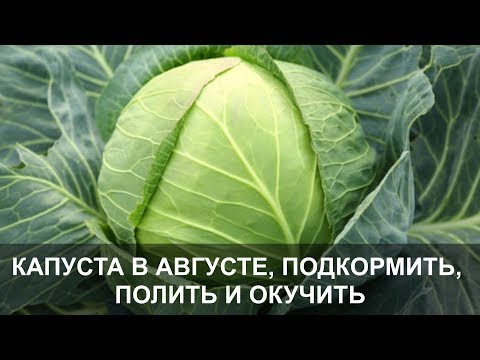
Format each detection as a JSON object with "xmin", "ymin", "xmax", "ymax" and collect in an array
[
  {"xmin": 1, "ymin": 174, "xmax": 105, "ymax": 222},
  {"xmin": 335, "ymin": 45, "xmax": 362, "ymax": 87},
  {"xmin": 410, "ymin": 212, "xmax": 480, "ymax": 233}
]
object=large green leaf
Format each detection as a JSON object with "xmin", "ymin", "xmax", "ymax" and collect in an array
[
  {"xmin": 0, "ymin": 46, "xmax": 59, "ymax": 166},
  {"xmin": 405, "ymin": 48, "xmax": 480, "ymax": 313},
  {"xmin": 0, "ymin": 45, "xmax": 135, "ymax": 166},
  {"xmin": 412, "ymin": 48, "xmax": 480, "ymax": 227},
  {"xmin": 277, "ymin": 60, "xmax": 376, "ymax": 234},
  {"xmin": 425, "ymin": 45, "xmax": 478, "ymax": 82},
  {"xmin": 0, "ymin": 50, "xmax": 110, "ymax": 314},
  {"xmin": 57, "ymin": 45, "xmax": 136, "ymax": 107},
  {"xmin": 282, "ymin": 46, "xmax": 426, "ymax": 166}
]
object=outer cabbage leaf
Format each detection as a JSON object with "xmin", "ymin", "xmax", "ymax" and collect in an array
[
  {"xmin": 0, "ymin": 45, "xmax": 135, "ymax": 166},
  {"xmin": 0, "ymin": 50, "xmax": 111, "ymax": 313}
]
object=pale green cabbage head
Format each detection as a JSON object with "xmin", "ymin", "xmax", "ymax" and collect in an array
[{"xmin": 98, "ymin": 55, "xmax": 375, "ymax": 284}]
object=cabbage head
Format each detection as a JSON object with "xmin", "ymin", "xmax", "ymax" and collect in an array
[{"xmin": 97, "ymin": 49, "xmax": 376, "ymax": 284}]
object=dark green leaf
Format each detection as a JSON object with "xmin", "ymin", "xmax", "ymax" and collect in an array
[{"xmin": 0, "ymin": 50, "xmax": 109, "ymax": 313}]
